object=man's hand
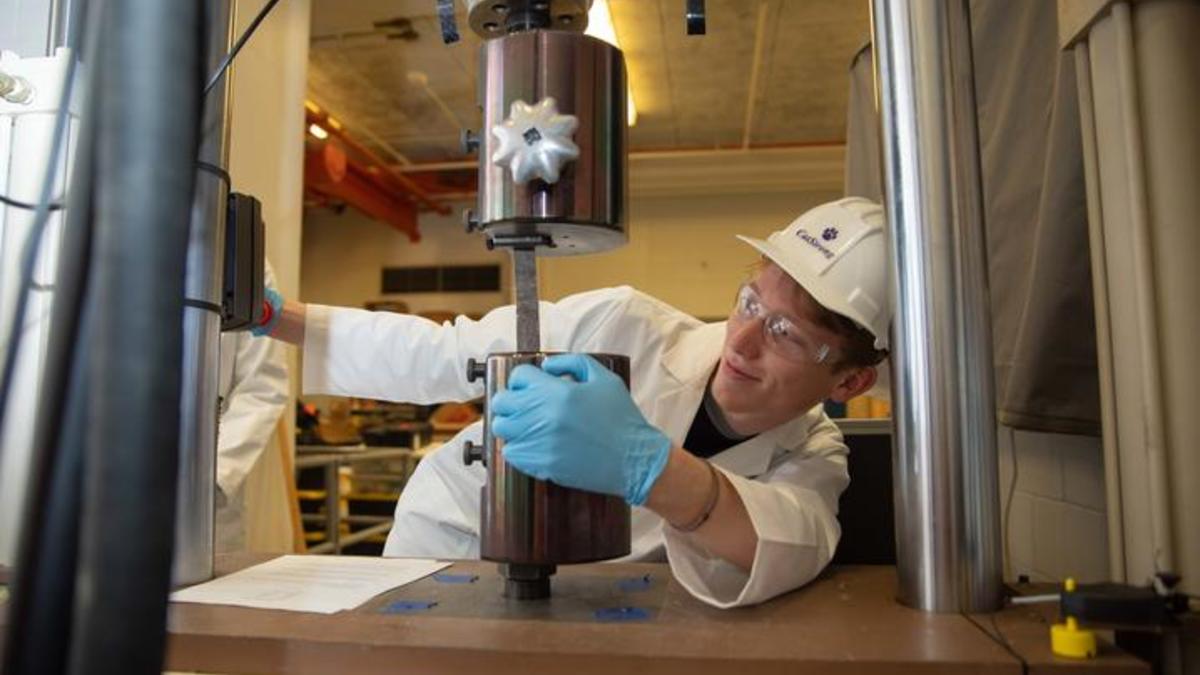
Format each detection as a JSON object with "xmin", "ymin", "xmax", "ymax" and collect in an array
[{"xmin": 490, "ymin": 354, "xmax": 671, "ymax": 506}]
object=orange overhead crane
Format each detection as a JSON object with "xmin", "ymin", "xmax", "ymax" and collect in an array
[{"xmin": 303, "ymin": 102, "xmax": 451, "ymax": 242}]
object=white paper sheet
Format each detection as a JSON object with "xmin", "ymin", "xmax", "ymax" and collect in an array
[{"xmin": 171, "ymin": 555, "xmax": 451, "ymax": 614}]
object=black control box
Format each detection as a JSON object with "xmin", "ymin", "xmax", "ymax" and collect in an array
[{"xmin": 221, "ymin": 192, "xmax": 264, "ymax": 331}]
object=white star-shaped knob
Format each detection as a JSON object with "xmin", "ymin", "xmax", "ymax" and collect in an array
[{"xmin": 491, "ymin": 97, "xmax": 580, "ymax": 185}]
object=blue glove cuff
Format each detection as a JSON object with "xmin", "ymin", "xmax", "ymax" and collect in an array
[
  {"xmin": 626, "ymin": 433, "xmax": 673, "ymax": 506},
  {"xmin": 250, "ymin": 286, "xmax": 283, "ymax": 337}
]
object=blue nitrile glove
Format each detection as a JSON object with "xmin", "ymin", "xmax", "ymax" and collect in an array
[
  {"xmin": 490, "ymin": 354, "xmax": 672, "ymax": 506},
  {"xmin": 250, "ymin": 286, "xmax": 283, "ymax": 337}
]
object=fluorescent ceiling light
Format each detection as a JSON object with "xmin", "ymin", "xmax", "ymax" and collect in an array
[
  {"xmin": 585, "ymin": 0, "xmax": 637, "ymax": 126},
  {"xmin": 308, "ymin": 123, "xmax": 329, "ymax": 140}
]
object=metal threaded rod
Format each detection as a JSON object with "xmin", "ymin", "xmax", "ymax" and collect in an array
[{"xmin": 500, "ymin": 563, "xmax": 555, "ymax": 600}]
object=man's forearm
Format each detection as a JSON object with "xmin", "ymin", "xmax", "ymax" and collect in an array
[
  {"xmin": 269, "ymin": 299, "xmax": 306, "ymax": 345},
  {"xmin": 644, "ymin": 447, "xmax": 757, "ymax": 571}
]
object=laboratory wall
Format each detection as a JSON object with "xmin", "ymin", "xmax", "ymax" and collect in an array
[
  {"xmin": 538, "ymin": 190, "xmax": 842, "ymax": 319},
  {"xmin": 301, "ymin": 189, "xmax": 840, "ymax": 320},
  {"xmin": 229, "ymin": 0, "xmax": 310, "ymax": 311},
  {"xmin": 302, "ymin": 202, "xmax": 510, "ymax": 318},
  {"xmin": 999, "ymin": 426, "xmax": 1109, "ymax": 583}
]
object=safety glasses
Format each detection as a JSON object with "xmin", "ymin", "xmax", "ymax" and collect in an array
[{"xmin": 730, "ymin": 284, "xmax": 836, "ymax": 365}]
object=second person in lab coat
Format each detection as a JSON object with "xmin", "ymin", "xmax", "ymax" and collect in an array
[
  {"xmin": 217, "ymin": 261, "xmax": 290, "ymax": 553},
  {"xmin": 259, "ymin": 197, "xmax": 890, "ymax": 608}
]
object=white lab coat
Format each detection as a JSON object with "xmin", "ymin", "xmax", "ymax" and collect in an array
[
  {"xmin": 302, "ymin": 286, "xmax": 850, "ymax": 608},
  {"xmin": 215, "ymin": 266, "xmax": 290, "ymax": 553}
]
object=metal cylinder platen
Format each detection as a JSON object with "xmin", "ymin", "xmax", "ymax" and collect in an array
[
  {"xmin": 467, "ymin": 0, "xmax": 591, "ymax": 38},
  {"xmin": 464, "ymin": 352, "xmax": 632, "ymax": 599},
  {"xmin": 475, "ymin": 29, "xmax": 628, "ymax": 255},
  {"xmin": 446, "ymin": 0, "xmax": 632, "ymax": 601}
]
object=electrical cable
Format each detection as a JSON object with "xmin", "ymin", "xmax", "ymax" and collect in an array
[
  {"xmin": 195, "ymin": 159, "xmax": 231, "ymax": 188},
  {"xmin": 202, "ymin": 0, "xmax": 282, "ymax": 96},
  {"xmin": 183, "ymin": 297, "xmax": 223, "ymax": 315},
  {"xmin": 2, "ymin": 164, "xmax": 221, "ymax": 212},
  {"xmin": 4, "ymin": 300, "xmax": 93, "ymax": 675},
  {"xmin": 193, "ymin": 0, "xmax": 284, "ymax": 227},
  {"xmin": 962, "ymin": 611, "xmax": 1029, "ymax": 675},
  {"xmin": 0, "ymin": 193, "xmax": 64, "ymax": 211},
  {"xmin": 1002, "ymin": 426, "xmax": 1019, "ymax": 580}
]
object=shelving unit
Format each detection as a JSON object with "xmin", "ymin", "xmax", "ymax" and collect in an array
[{"xmin": 295, "ymin": 445, "xmax": 430, "ymax": 554}]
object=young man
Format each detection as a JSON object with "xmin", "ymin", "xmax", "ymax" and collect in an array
[{"xmin": 261, "ymin": 197, "xmax": 890, "ymax": 608}]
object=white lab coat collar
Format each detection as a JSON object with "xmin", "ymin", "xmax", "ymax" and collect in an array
[
  {"xmin": 652, "ymin": 321, "xmax": 815, "ymax": 479},
  {"xmin": 661, "ymin": 320, "xmax": 726, "ymax": 386}
]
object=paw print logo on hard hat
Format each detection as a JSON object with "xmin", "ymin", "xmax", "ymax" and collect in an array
[{"xmin": 821, "ymin": 227, "xmax": 839, "ymax": 242}]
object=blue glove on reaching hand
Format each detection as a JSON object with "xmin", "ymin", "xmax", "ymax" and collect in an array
[
  {"xmin": 490, "ymin": 354, "xmax": 672, "ymax": 506},
  {"xmin": 250, "ymin": 286, "xmax": 283, "ymax": 337}
]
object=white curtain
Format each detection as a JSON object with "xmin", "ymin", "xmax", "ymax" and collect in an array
[{"xmin": 844, "ymin": 0, "xmax": 1100, "ymax": 435}]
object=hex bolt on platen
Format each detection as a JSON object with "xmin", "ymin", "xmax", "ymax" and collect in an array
[
  {"xmin": 463, "ymin": 208, "xmax": 479, "ymax": 233},
  {"xmin": 461, "ymin": 128, "xmax": 480, "ymax": 154},
  {"xmin": 466, "ymin": 358, "xmax": 487, "ymax": 383},
  {"xmin": 462, "ymin": 440, "xmax": 485, "ymax": 466}
]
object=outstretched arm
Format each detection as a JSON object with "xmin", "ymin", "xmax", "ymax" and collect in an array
[
  {"xmin": 644, "ymin": 447, "xmax": 756, "ymax": 570},
  {"xmin": 266, "ymin": 298, "xmax": 306, "ymax": 345}
]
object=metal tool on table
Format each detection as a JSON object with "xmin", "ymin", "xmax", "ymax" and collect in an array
[
  {"xmin": 1010, "ymin": 573, "xmax": 1196, "ymax": 660},
  {"xmin": 440, "ymin": 0, "xmax": 703, "ymax": 599}
]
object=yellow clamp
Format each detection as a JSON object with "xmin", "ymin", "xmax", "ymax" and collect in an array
[{"xmin": 1050, "ymin": 578, "xmax": 1097, "ymax": 659}]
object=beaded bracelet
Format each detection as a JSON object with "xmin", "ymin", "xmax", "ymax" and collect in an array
[{"xmin": 674, "ymin": 460, "xmax": 721, "ymax": 533}]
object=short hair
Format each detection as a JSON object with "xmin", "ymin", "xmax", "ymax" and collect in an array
[
  {"xmin": 755, "ymin": 257, "xmax": 887, "ymax": 371},
  {"xmin": 811, "ymin": 303, "xmax": 888, "ymax": 371}
]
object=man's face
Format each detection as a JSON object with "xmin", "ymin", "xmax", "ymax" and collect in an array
[{"xmin": 711, "ymin": 262, "xmax": 853, "ymax": 436}]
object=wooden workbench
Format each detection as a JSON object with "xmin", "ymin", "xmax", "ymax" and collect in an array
[{"xmin": 161, "ymin": 555, "xmax": 1148, "ymax": 674}]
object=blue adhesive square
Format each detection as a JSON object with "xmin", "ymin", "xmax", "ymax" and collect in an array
[
  {"xmin": 382, "ymin": 600, "xmax": 438, "ymax": 614},
  {"xmin": 432, "ymin": 573, "xmax": 479, "ymax": 584},
  {"xmin": 593, "ymin": 606, "xmax": 651, "ymax": 623},
  {"xmin": 617, "ymin": 574, "xmax": 653, "ymax": 593}
]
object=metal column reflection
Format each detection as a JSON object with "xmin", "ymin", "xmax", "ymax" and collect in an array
[
  {"xmin": 174, "ymin": 0, "xmax": 234, "ymax": 586},
  {"xmin": 870, "ymin": 0, "xmax": 1003, "ymax": 612}
]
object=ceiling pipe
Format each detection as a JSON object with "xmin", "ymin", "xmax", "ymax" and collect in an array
[
  {"xmin": 304, "ymin": 95, "xmax": 416, "ymax": 166},
  {"xmin": 331, "ymin": 111, "xmax": 415, "ymax": 167},
  {"xmin": 406, "ymin": 70, "xmax": 465, "ymax": 130},
  {"xmin": 741, "ymin": 1, "xmax": 770, "ymax": 150}
]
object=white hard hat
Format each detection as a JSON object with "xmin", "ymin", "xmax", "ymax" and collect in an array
[{"xmin": 736, "ymin": 197, "xmax": 890, "ymax": 350}]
